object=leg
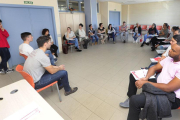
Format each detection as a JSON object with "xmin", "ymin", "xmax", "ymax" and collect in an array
[
  {"xmin": 45, "ymin": 50, "xmax": 55, "ymax": 66},
  {"xmin": 74, "ymin": 38, "xmax": 79, "ymax": 48},
  {"xmin": 127, "ymin": 93, "xmax": 146, "ymax": 120},
  {"xmin": 0, "ymin": 48, "xmax": 10, "ymax": 71},
  {"xmin": 125, "ymin": 32, "xmax": 128, "ymax": 42},
  {"xmin": 111, "ymin": 32, "xmax": 115, "ymax": 41},
  {"xmin": 121, "ymin": 32, "xmax": 124, "ymax": 41},
  {"xmin": 95, "ymin": 35, "xmax": 99, "ymax": 42},
  {"xmin": 35, "ymin": 70, "xmax": 71, "ymax": 92},
  {"xmin": 91, "ymin": 36, "xmax": 95, "ymax": 43}
]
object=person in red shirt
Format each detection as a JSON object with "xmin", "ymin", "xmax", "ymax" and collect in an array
[{"xmin": 0, "ymin": 19, "xmax": 14, "ymax": 74}]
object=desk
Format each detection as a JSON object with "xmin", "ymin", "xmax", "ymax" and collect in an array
[{"xmin": 0, "ymin": 80, "xmax": 64, "ymax": 120}]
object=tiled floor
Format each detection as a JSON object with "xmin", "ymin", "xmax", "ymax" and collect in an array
[{"xmin": 1, "ymin": 36, "xmax": 180, "ymax": 120}]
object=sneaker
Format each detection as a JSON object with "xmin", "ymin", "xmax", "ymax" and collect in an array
[
  {"xmin": 0, "ymin": 69, "xmax": 5, "ymax": 74},
  {"xmin": 75, "ymin": 47, "xmax": 78, "ymax": 50},
  {"xmin": 123, "ymin": 40, "xmax": 126, "ymax": 43},
  {"xmin": 113, "ymin": 41, "xmax": 116, "ymax": 44},
  {"xmin": 77, "ymin": 49, "xmax": 82, "ymax": 52},
  {"xmin": 5, "ymin": 69, "xmax": 14, "ymax": 74},
  {"xmin": 119, "ymin": 98, "xmax": 129, "ymax": 108},
  {"xmin": 64, "ymin": 87, "xmax": 78, "ymax": 96}
]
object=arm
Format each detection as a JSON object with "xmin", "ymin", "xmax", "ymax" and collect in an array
[
  {"xmin": 75, "ymin": 30, "xmax": 80, "ymax": 37},
  {"xmin": 1, "ymin": 29, "xmax": 9, "ymax": 38},
  {"xmin": 45, "ymin": 65, "xmax": 65, "ymax": 74}
]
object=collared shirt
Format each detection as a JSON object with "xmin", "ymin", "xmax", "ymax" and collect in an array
[{"xmin": 158, "ymin": 57, "xmax": 180, "ymax": 98}]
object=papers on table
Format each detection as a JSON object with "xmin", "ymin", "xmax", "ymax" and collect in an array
[
  {"xmin": 162, "ymin": 45, "xmax": 170, "ymax": 48},
  {"xmin": 150, "ymin": 57, "xmax": 161, "ymax": 63},
  {"xmin": 156, "ymin": 50, "xmax": 166, "ymax": 54},
  {"xmin": 130, "ymin": 69, "xmax": 155, "ymax": 80},
  {"xmin": 157, "ymin": 37, "xmax": 167, "ymax": 39},
  {"xmin": 4, "ymin": 102, "xmax": 41, "ymax": 120},
  {"xmin": 148, "ymin": 35, "xmax": 158, "ymax": 37}
]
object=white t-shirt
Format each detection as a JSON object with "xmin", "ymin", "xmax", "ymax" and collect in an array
[
  {"xmin": 162, "ymin": 46, "xmax": 171, "ymax": 57},
  {"xmin": 19, "ymin": 43, "xmax": 34, "ymax": 56},
  {"xmin": 50, "ymin": 35, "xmax": 53, "ymax": 42},
  {"xmin": 79, "ymin": 29, "xmax": 86, "ymax": 37}
]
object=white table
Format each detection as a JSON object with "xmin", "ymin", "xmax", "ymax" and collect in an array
[{"xmin": 0, "ymin": 80, "xmax": 64, "ymax": 120}]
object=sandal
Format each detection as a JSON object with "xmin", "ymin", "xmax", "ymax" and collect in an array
[{"xmin": 64, "ymin": 87, "xmax": 78, "ymax": 96}]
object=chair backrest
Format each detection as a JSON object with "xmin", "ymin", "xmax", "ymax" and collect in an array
[
  {"xmin": 149, "ymin": 25, "xmax": 152, "ymax": 29},
  {"xmin": 119, "ymin": 26, "xmax": 121, "ymax": 31},
  {"xmin": 168, "ymin": 26, "xmax": 170, "ymax": 30},
  {"xmin": 16, "ymin": 64, "xmax": 35, "ymax": 88},
  {"xmin": 130, "ymin": 25, "xmax": 134, "ymax": 29},
  {"xmin": 142, "ymin": 25, "xmax": 147, "ymax": 30},
  {"xmin": 156, "ymin": 26, "xmax": 162, "ymax": 31},
  {"xmin": 19, "ymin": 53, "xmax": 28, "ymax": 60}
]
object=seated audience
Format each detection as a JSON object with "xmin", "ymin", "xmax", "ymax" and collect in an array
[
  {"xmin": 88, "ymin": 24, "xmax": 99, "ymax": 45},
  {"xmin": 121, "ymin": 21, "xmax": 128, "ymax": 43},
  {"xmin": 151, "ymin": 23, "xmax": 169, "ymax": 51},
  {"xmin": 75, "ymin": 23, "xmax": 90, "ymax": 49},
  {"xmin": 132, "ymin": 23, "xmax": 142, "ymax": 43},
  {"xmin": 23, "ymin": 36, "xmax": 78, "ymax": 96},
  {"xmin": 120, "ymin": 35, "xmax": 180, "ymax": 120},
  {"xmin": 42, "ymin": 28, "xmax": 59, "ymax": 58},
  {"xmin": 98, "ymin": 23, "xmax": 108, "ymax": 44},
  {"xmin": 141, "ymin": 23, "xmax": 158, "ymax": 47},
  {"xmin": 108, "ymin": 24, "xmax": 116, "ymax": 44},
  {"xmin": 65, "ymin": 27, "xmax": 82, "ymax": 52},
  {"xmin": 19, "ymin": 32, "xmax": 56, "ymax": 65}
]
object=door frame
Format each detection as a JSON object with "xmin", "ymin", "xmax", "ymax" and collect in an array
[
  {"xmin": 109, "ymin": 11, "xmax": 121, "ymax": 27},
  {"xmin": 0, "ymin": 3, "xmax": 59, "ymax": 68}
]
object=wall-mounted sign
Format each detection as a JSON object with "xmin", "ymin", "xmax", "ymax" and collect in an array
[{"xmin": 24, "ymin": 1, "xmax": 33, "ymax": 4}]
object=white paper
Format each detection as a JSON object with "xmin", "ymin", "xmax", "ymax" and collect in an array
[
  {"xmin": 130, "ymin": 69, "xmax": 155, "ymax": 80},
  {"xmin": 156, "ymin": 50, "xmax": 166, "ymax": 54},
  {"xmin": 162, "ymin": 45, "xmax": 170, "ymax": 48},
  {"xmin": 4, "ymin": 102, "xmax": 41, "ymax": 120},
  {"xmin": 150, "ymin": 58, "xmax": 158, "ymax": 63},
  {"xmin": 157, "ymin": 37, "xmax": 167, "ymax": 39},
  {"xmin": 148, "ymin": 35, "xmax": 158, "ymax": 37}
]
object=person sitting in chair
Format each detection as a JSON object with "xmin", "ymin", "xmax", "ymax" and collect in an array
[
  {"xmin": 121, "ymin": 21, "xmax": 128, "ymax": 43},
  {"xmin": 88, "ymin": 24, "xmax": 99, "ymax": 45},
  {"xmin": 98, "ymin": 23, "xmax": 108, "ymax": 44},
  {"xmin": 108, "ymin": 24, "xmax": 116, "ymax": 44},
  {"xmin": 132, "ymin": 23, "xmax": 142, "ymax": 43},
  {"xmin": 23, "ymin": 36, "xmax": 78, "ymax": 96}
]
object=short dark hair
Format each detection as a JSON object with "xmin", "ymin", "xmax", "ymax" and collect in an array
[
  {"xmin": 42, "ymin": 28, "xmax": 49, "ymax": 35},
  {"xmin": 89, "ymin": 24, "xmax": 92, "ymax": 28},
  {"xmin": 164, "ymin": 23, "xmax": 169, "ymax": 28},
  {"xmin": 0, "ymin": 19, "xmax": 2, "ymax": 23},
  {"xmin": 79, "ymin": 23, "xmax": 83, "ymax": 27},
  {"xmin": 173, "ymin": 35, "xmax": 180, "ymax": 43},
  {"xmin": 36, "ymin": 36, "xmax": 51, "ymax": 48},
  {"xmin": 172, "ymin": 26, "xmax": 179, "ymax": 31},
  {"xmin": 123, "ymin": 21, "xmax": 126, "ymax": 23},
  {"xmin": 99, "ymin": 23, "xmax": 103, "ymax": 27},
  {"xmin": 21, "ymin": 32, "xmax": 32, "ymax": 41}
]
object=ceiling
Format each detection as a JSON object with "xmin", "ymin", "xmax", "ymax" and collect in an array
[{"xmin": 97, "ymin": 0, "xmax": 177, "ymax": 4}]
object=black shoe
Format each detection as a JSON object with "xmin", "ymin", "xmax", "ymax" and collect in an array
[
  {"xmin": 5, "ymin": 69, "xmax": 14, "ymax": 74},
  {"xmin": 145, "ymin": 43, "xmax": 149, "ymax": 46},
  {"xmin": 64, "ymin": 87, "xmax": 78, "ymax": 96},
  {"xmin": 75, "ymin": 47, "xmax": 78, "ymax": 50},
  {"xmin": 151, "ymin": 47, "xmax": 155, "ymax": 51},
  {"xmin": 77, "ymin": 49, "xmax": 82, "ymax": 52},
  {"xmin": 123, "ymin": 40, "xmax": 126, "ymax": 43},
  {"xmin": 140, "ymin": 43, "xmax": 144, "ymax": 47}
]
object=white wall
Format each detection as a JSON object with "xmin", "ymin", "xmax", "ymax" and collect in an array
[
  {"xmin": 99, "ymin": 1, "xmax": 109, "ymax": 28},
  {"xmin": 124, "ymin": 0, "xmax": 180, "ymax": 26},
  {"xmin": 0, "ymin": 0, "xmax": 62, "ymax": 52}
]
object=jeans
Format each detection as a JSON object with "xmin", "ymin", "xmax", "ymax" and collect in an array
[
  {"xmin": 35, "ymin": 70, "xmax": 71, "ymax": 92},
  {"xmin": 91, "ymin": 35, "xmax": 99, "ymax": 43},
  {"xmin": 108, "ymin": 32, "xmax": 115, "ymax": 41},
  {"xmin": 121, "ymin": 32, "xmax": 128, "ymax": 41},
  {"xmin": 133, "ymin": 33, "xmax": 140, "ymax": 41},
  {"xmin": 45, "ymin": 50, "xmax": 55, "ymax": 66},
  {"xmin": 128, "ymin": 93, "xmax": 180, "ymax": 120},
  {"xmin": 151, "ymin": 37, "xmax": 165, "ymax": 47},
  {"xmin": 68, "ymin": 38, "xmax": 79, "ymax": 49},
  {"xmin": 50, "ymin": 44, "xmax": 58, "ymax": 57},
  {"xmin": 127, "ymin": 74, "xmax": 156, "ymax": 98},
  {"xmin": 143, "ymin": 34, "xmax": 153, "ymax": 42},
  {"xmin": 0, "ymin": 48, "xmax": 11, "ymax": 71}
]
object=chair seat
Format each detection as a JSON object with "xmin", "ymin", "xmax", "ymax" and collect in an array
[{"xmin": 36, "ymin": 81, "xmax": 58, "ymax": 92}]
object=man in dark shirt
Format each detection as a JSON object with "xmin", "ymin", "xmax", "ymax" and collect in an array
[{"xmin": 98, "ymin": 23, "xmax": 107, "ymax": 44}]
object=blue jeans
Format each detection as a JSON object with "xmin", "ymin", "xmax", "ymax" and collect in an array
[
  {"xmin": 133, "ymin": 33, "xmax": 141, "ymax": 41},
  {"xmin": 91, "ymin": 35, "xmax": 99, "ymax": 43},
  {"xmin": 108, "ymin": 32, "xmax": 115, "ymax": 41},
  {"xmin": 68, "ymin": 38, "xmax": 79, "ymax": 49},
  {"xmin": 35, "ymin": 70, "xmax": 71, "ymax": 92},
  {"xmin": 143, "ymin": 34, "xmax": 153, "ymax": 42},
  {"xmin": 0, "ymin": 48, "xmax": 11, "ymax": 71},
  {"xmin": 45, "ymin": 50, "xmax": 55, "ymax": 66}
]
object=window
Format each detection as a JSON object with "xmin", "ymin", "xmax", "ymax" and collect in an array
[
  {"xmin": 81, "ymin": 2, "xmax": 84, "ymax": 12},
  {"xmin": 69, "ymin": 1, "xmax": 79, "ymax": 11},
  {"xmin": 58, "ymin": 0, "xmax": 67, "ymax": 11}
]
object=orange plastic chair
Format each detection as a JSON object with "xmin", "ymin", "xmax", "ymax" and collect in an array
[
  {"xmin": 130, "ymin": 25, "xmax": 134, "ymax": 30},
  {"xmin": 156, "ymin": 26, "xmax": 162, "ymax": 31},
  {"xmin": 119, "ymin": 26, "xmax": 121, "ymax": 31},
  {"xmin": 19, "ymin": 53, "xmax": 28, "ymax": 60},
  {"xmin": 142, "ymin": 25, "xmax": 147, "ymax": 30},
  {"xmin": 149, "ymin": 25, "xmax": 152, "ymax": 29},
  {"xmin": 16, "ymin": 64, "xmax": 62, "ymax": 102}
]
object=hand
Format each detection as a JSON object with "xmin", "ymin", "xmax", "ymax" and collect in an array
[
  {"xmin": 139, "ymin": 77, "xmax": 148, "ymax": 81},
  {"xmin": 59, "ymin": 65, "xmax": 65, "ymax": 70},
  {"xmin": 1, "ymin": 27, "xmax": 4, "ymax": 31},
  {"xmin": 158, "ymin": 56, "xmax": 165, "ymax": 62},
  {"xmin": 135, "ymin": 80, "xmax": 148, "ymax": 89}
]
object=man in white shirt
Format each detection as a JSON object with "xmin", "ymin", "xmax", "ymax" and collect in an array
[{"xmin": 19, "ymin": 32, "xmax": 56, "ymax": 65}]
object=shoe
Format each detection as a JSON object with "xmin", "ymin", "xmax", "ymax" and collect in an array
[
  {"xmin": 0, "ymin": 69, "xmax": 5, "ymax": 74},
  {"xmin": 75, "ymin": 47, "xmax": 78, "ymax": 50},
  {"xmin": 119, "ymin": 98, "xmax": 129, "ymax": 108},
  {"xmin": 113, "ymin": 41, "xmax": 116, "ymax": 44},
  {"xmin": 77, "ymin": 49, "xmax": 82, "ymax": 52},
  {"xmin": 140, "ymin": 43, "xmax": 144, "ymax": 47},
  {"xmin": 5, "ymin": 69, "xmax": 14, "ymax": 74},
  {"xmin": 151, "ymin": 47, "xmax": 155, "ymax": 51},
  {"xmin": 64, "ymin": 87, "xmax": 78, "ymax": 96},
  {"xmin": 95, "ymin": 42, "xmax": 98, "ymax": 45},
  {"xmin": 145, "ymin": 43, "xmax": 149, "ymax": 46},
  {"xmin": 136, "ymin": 40, "xmax": 138, "ymax": 43},
  {"xmin": 123, "ymin": 40, "xmax": 126, "ymax": 43}
]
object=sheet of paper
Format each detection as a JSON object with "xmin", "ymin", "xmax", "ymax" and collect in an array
[
  {"xmin": 130, "ymin": 69, "xmax": 155, "ymax": 80},
  {"xmin": 156, "ymin": 50, "xmax": 166, "ymax": 54},
  {"xmin": 4, "ymin": 102, "xmax": 41, "ymax": 120},
  {"xmin": 150, "ymin": 57, "xmax": 161, "ymax": 63},
  {"xmin": 162, "ymin": 45, "xmax": 170, "ymax": 48},
  {"xmin": 157, "ymin": 37, "xmax": 167, "ymax": 39},
  {"xmin": 148, "ymin": 35, "xmax": 158, "ymax": 37}
]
